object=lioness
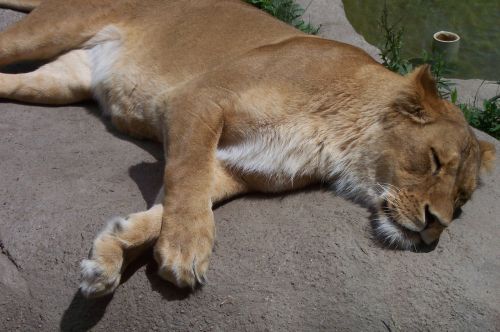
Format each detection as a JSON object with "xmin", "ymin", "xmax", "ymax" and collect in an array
[{"xmin": 0, "ymin": 0, "xmax": 495, "ymax": 298}]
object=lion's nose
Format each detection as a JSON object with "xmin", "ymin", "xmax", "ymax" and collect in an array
[
  {"xmin": 423, "ymin": 219, "xmax": 433, "ymax": 230},
  {"xmin": 424, "ymin": 205, "xmax": 449, "ymax": 229}
]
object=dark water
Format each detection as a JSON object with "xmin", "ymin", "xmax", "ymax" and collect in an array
[{"xmin": 343, "ymin": 0, "xmax": 499, "ymax": 80}]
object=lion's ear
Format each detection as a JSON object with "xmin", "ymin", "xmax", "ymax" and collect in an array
[
  {"xmin": 392, "ymin": 95, "xmax": 433, "ymax": 124},
  {"xmin": 393, "ymin": 65, "xmax": 440, "ymax": 124},
  {"xmin": 479, "ymin": 140, "xmax": 496, "ymax": 173},
  {"xmin": 410, "ymin": 64, "xmax": 439, "ymax": 99}
]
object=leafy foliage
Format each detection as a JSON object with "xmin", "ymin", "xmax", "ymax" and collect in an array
[
  {"xmin": 420, "ymin": 51, "xmax": 455, "ymax": 99},
  {"xmin": 458, "ymin": 95, "xmax": 500, "ymax": 139},
  {"xmin": 377, "ymin": 3, "xmax": 454, "ymax": 98},
  {"xmin": 377, "ymin": 4, "xmax": 412, "ymax": 75},
  {"xmin": 246, "ymin": 0, "xmax": 320, "ymax": 34}
]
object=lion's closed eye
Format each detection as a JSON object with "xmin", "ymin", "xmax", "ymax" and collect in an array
[{"xmin": 430, "ymin": 148, "xmax": 442, "ymax": 175}]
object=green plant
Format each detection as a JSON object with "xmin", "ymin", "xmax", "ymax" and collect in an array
[
  {"xmin": 247, "ymin": 0, "xmax": 320, "ymax": 34},
  {"xmin": 458, "ymin": 95, "xmax": 500, "ymax": 139},
  {"xmin": 421, "ymin": 51, "xmax": 455, "ymax": 98},
  {"xmin": 377, "ymin": 3, "xmax": 412, "ymax": 75},
  {"xmin": 377, "ymin": 3, "xmax": 454, "ymax": 97}
]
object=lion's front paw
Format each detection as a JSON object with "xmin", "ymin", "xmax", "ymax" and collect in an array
[
  {"xmin": 154, "ymin": 213, "xmax": 214, "ymax": 288},
  {"xmin": 79, "ymin": 259, "xmax": 121, "ymax": 298}
]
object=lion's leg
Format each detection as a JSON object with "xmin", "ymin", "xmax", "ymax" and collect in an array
[
  {"xmin": 153, "ymin": 92, "xmax": 228, "ymax": 289},
  {"xmin": 80, "ymin": 205, "xmax": 163, "ymax": 298},
  {"xmin": 80, "ymin": 162, "xmax": 247, "ymax": 298},
  {"xmin": 0, "ymin": 49, "xmax": 91, "ymax": 104},
  {"xmin": 0, "ymin": 0, "xmax": 41, "ymax": 12},
  {"xmin": 0, "ymin": 1, "xmax": 103, "ymax": 67}
]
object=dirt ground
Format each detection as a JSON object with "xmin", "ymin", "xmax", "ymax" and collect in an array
[{"xmin": 1, "ymin": 3, "xmax": 499, "ymax": 331}]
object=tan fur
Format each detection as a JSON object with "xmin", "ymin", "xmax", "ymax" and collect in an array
[{"xmin": 0, "ymin": 0, "xmax": 495, "ymax": 297}]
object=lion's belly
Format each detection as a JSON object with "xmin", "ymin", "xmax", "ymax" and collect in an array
[
  {"xmin": 92, "ymin": 71, "xmax": 164, "ymax": 141},
  {"xmin": 88, "ymin": 27, "xmax": 165, "ymax": 141}
]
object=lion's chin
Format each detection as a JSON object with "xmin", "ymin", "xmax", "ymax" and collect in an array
[{"xmin": 372, "ymin": 214, "xmax": 422, "ymax": 250}]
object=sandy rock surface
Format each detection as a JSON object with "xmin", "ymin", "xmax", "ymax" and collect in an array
[
  {"xmin": 1, "ymin": 3, "xmax": 499, "ymax": 331},
  {"xmin": 296, "ymin": 0, "xmax": 380, "ymax": 60}
]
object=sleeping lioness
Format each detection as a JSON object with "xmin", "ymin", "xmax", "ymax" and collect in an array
[{"xmin": 0, "ymin": 0, "xmax": 495, "ymax": 298}]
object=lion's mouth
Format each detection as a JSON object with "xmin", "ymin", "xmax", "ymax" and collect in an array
[
  {"xmin": 372, "ymin": 215, "xmax": 422, "ymax": 250},
  {"xmin": 372, "ymin": 201, "xmax": 423, "ymax": 250}
]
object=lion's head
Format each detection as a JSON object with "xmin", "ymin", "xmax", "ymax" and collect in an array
[{"xmin": 369, "ymin": 65, "xmax": 495, "ymax": 250}]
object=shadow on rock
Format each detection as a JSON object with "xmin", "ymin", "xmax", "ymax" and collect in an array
[
  {"xmin": 129, "ymin": 161, "xmax": 164, "ymax": 208},
  {"xmin": 224, "ymin": 183, "xmax": 324, "ymax": 208},
  {"xmin": 116, "ymin": 248, "xmax": 191, "ymax": 301},
  {"xmin": 83, "ymin": 102, "xmax": 165, "ymax": 208},
  {"xmin": 122, "ymin": 248, "xmax": 191, "ymax": 301},
  {"xmin": 122, "ymin": 248, "xmax": 192, "ymax": 301},
  {"xmin": 59, "ymin": 250, "xmax": 190, "ymax": 331},
  {"xmin": 145, "ymin": 256, "xmax": 192, "ymax": 301},
  {"xmin": 59, "ymin": 292, "xmax": 113, "ymax": 332},
  {"xmin": 114, "ymin": 248, "xmax": 193, "ymax": 302}
]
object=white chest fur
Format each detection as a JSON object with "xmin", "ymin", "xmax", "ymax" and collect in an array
[{"xmin": 216, "ymin": 123, "xmax": 328, "ymax": 181}]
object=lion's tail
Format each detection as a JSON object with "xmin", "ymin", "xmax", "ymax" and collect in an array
[{"xmin": 0, "ymin": 0, "xmax": 41, "ymax": 12}]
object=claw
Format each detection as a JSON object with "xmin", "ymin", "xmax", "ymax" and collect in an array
[{"xmin": 192, "ymin": 257, "xmax": 207, "ymax": 286}]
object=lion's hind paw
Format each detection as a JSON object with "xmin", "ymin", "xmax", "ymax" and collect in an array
[{"xmin": 79, "ymin": 259, "xmax": 121, "ymax": 298}]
